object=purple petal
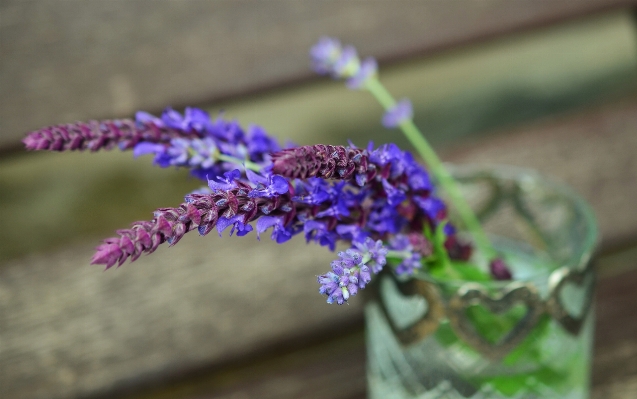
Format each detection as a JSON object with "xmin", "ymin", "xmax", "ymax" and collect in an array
[
  {"xmin": 135, "ymin": 111, "xmax": 163, "ymax": 126},
  {"xmin": 346, "ymin": 57, "xmax": 377, "ymax": 89},
  {"xmin": 256, "ymin": 216, "xmax": 281, "ymax": 240},
  {"xmin": 382, "ymin": 99, "xmax": 413, "ymax": 128},
  {"xmin": 133, "ymin": 142, "xmax": 165, "ymax": 158},
  {"xmin": 270, "ymin": 175, "xmax": 289, "ymax": 194}
]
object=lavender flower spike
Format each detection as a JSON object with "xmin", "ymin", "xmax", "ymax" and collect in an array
[
  {"xmin": 91, "ymin": 177, "xmax": 293, "ymax": 269},
  {"xmin": 23, "ymin": 118, "xmax": 196, "ymax": 152},
  {"xmin": 382, "ymin": 99, "xmax": 413, "ymax": 128},
  {"xmin": 310, "ymin": 37, "xmax": 377, "ymax": 90},
  {"xmin": 271, "ymin": 144, "xmax": 370, "ymax": 182},
  {"xmin": 318, "ymin": 239, "xmax": 386, "ymax": 305}
]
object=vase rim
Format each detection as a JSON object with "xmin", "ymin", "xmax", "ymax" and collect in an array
[{"xmin": 430, "ymin": 163, "xmax": 600, "ymax": 286}]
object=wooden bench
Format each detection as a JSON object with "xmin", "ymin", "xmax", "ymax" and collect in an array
[{"xmin": 1, "ymin": 2, "xmax": 637, "ymax": 398}]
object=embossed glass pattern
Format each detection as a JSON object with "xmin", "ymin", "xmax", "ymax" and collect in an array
[{"xmin": 366, "ymin": 165, "xmax": 598, "ymax": 399}]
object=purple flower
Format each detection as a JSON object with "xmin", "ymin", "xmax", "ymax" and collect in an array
[
  {"xmin": 292, "ymin": 178, "xmax": 331, "ymax": 205},
  {"xmin": 310, "ymin": 37, "xmax": 379, "ymax": 87},
  {"xmin": 317, "ymin": 243, "xmax": 378, "ymax": 305},
  {"xmin": 387, "ymin": 234, "xmax": 425, "ymax": 276},
  {"xmin": 23, "ymin": 117, "xmax": 195, "ymax": 153},
  {"xmin": 184, "ymin": 107, "xmax": 213, "ymax": 133},
  {"xmin": 369, "ymin": 143, "xmax": 402, "ymax": 167},
  {"xmin": 382, "ymin": 178, "xmax": 406, "ymax": 206},
  {"xmin": 162, "ymin": 107, "xmax": 188, "ymax": 130},
  {"xmin": 247, "ymin": 171, "xmax": 289, "ymax": 198},
  {"xmin": 208, "ymin": 169, "xmax": 241, "ymax": 191},
  {"xmin": 256, "ymin": 216, "xmax": 294, "ymax": 243},
  {"xmin": 217, "ymin": 214, "xmax": 253, "ymax": 237},
  {"xmin": 133, "ymin": 142, "xmax": 165, "ymax": 159},
  {"xmin": 135, "ymin": 111, "xmax": 164, "ymax": 126},
  {"xmin": 304, "ymin": 220, "xmax": 337, "ymax": 250},
  {"xmin": 414, "ymin": 196, "xmax": 447, "ymax": 222},
  {"xmin": 332, "ymin": 45, "xmax": 359, "ymax": 78},
  {"xmin": 247, "ymin": 125, "xmax": 280, "ymax": 161},
  {"xmin": 389, "ymin": 234, "xmax": 412, "ymax": 251},
  {"xmin": 208, "ymin": 117, "xmax": 245, "ymax": 144},
  {"xmin": 367, "ymin": 201, "xmax": 403, "ymax": 234},
  {"xmin": 354, "ymin": 237, "xmax": 388, "ymax": 274},
  {"xmin": 165, "ymin": 138, "xmax": 191, "ymax": 165},
  {"xmin": 490, "ymin": 258, "xmax": 513, "ymax": 280},
  {"xmin": 335, "ymin": 224, "xmax": 369, "ymax": 244},
  {"xmin": 315, "ymin": 182, "xmax": 351, "ymax": 219},
  {"xmin": 346, "ymin": 57, "xmax": 377, "ymax": 89},
  {"xmin": 382, "ymin": 99, "xmax": 413, "ymax": 128},
  {"xmin": 310, "ymin": 37, "xmax": 342, "ymax": 75},
  {"xmin": 395, "ymin": 254, "xmax": 422, "ymax": 275}
]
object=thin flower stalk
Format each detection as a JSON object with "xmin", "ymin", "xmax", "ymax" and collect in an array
[
  {"xmin": 310, "ymin": 37, "xmax": 496, "ymax": 259},
  {"xmin": 23, "ymin": 118, "xmax": 195, "ymax": 152}
]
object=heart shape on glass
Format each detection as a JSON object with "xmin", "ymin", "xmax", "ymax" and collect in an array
[
  {"xmin": 377, "ymin": 275, "xmax": 444, "ymax": 346},
  {"xmin": 448, "ymin": 282, "xmax": 544, "ymax": 360},
  {"xmin": 548, "ymin": 262, "xmax": 595, "ymax": 336}
]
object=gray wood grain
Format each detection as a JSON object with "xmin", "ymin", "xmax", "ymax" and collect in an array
[
  {"xmin": 2, "ymin": 0, "xmax": 634, "ymax": 149},
  {"xmin": 2, "ymin": 96, "xmax": 637, "ymax": 398},
  {"xmin": 62, "ymin": 256, "xmax": 637, "ymax": 399},
  {"xmin": 444, "ymin": 97, "xmax": 637, "ymax": 250},
  {"xmin": 0, "ymin": 235, "xmax": 361, "ymax": 399}
]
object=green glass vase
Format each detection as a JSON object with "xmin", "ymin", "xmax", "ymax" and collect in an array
[{"xmin": 366, "ymin": 165, "xmax": 598, "ymax": 399}]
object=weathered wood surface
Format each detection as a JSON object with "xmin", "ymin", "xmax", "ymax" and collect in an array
[
  {"xmin": 103, "ymin": 256, "xmax": 637, "ymax": 399},
  {"xmin": 0, "ymin": 236, "xmax": 361, "ymax": 399},
  {"xmin": 444, "ymin": 96, "xmax": 637, "ymax": 251},
  {"xmin": 2, "ymin": 0, "xmax": 636, "ymax": 149},
  {"xmin": 592, "ymin": 252, "xmax": 637, "ymax": 399},
  {"xmin": 3, "ymin": 9, "xmax": 636, "ymax": 262},
  {"xmin": 2, "ymin": 95, "xmax": 637, "ymax": 399}
]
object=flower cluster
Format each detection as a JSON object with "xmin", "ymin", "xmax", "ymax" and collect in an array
[
  {"xmin": 317, "ymin": 237, "xmax": 386, "ymax": 304},
  {"xmin": 25, "ymin": 106, "xmax": 281, "ymax": 182},
  {"xmin": 310, "ymin": 37, "xmax": 414, "ymax": 129},
  {"xmin": 133, "ymin": 108, "xmax": 281, "ymax": 180},
  {"xmin": 22, "ymin": 117, "xmax": 196, "ymax": 152},
  {"xmin": 86, "ymin": 116, "xmax": 467, "ymax": 303},
  {"xmin": 24, "ymin": 36, "xmax": 513, "ymax": 308},
  {"xmin": 310, "ymin": 37, "xmax": 378, "ymax": 90}
]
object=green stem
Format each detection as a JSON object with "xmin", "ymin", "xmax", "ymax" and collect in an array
[
  {"xmin": 218, "ymin": 154, "xmax": 262, "ymax": 172},
  {"xmin": 364, "ymin": 78, "xmax": 496, "ymax": 259},
  {"xmin": 386, "ymin": 250, "xmax": 412, "ymax": 259}
]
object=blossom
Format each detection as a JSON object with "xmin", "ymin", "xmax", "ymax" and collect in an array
[
  {"xmin": 346, "ymin": 58, "xmax": 377, "ymax": 90},
  {"xmin": 304, "ymin": 220, "xmax": 338, "ymax": 251},
  {"xmin": 310, "ymin": 37, "xmax": 378, "ymax": 89},
  {"xmin": 382, "ymin": 99, "xmax": 413, "ymax": 128},
  {"xmin": 217, "ymin": 214, "xmax": 253, "ymax": 237},
  {"xmin": 271, "ymin": 144, "xmax": 369, "ymax": 182},
  {"xmin": 388, "ymin": 234, "xmax": 425, "ymax": 276},
  {"xmin": 490, "ymin": 258, "xmax": 513, "ymax": 280},
  {"xmin": 395, "ymin": 254, "xmax": 422, "ymax": 275},
  {"xmin": 91, "ymin": 175, "xmax": 294, "ymax": 268},
  {"xmin": 256, "ymin": 216, "xmax": 295, "ymax": 244},
  {"xmin": 22, "ymin": 118, "xmax": 196, "ymax": 152},
  {"xmin": 247, "ymin": 170, "xmax": 289, "ymax": 198},
  {"xmin": 318, "ymin": 246, "xmax": 375, "ymax": 305},
  {"xmin": 208, "ymin": 169, "xmax": 241, "ymax": 191},
  {"xmin": 310, "ymin": 37, "xmax": 343, "ymax": 75},
  {"xmin": 354, "ymin": 237, "xmax": 388, "ymax": 273}
]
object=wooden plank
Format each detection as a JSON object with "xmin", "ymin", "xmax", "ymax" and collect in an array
[
  {"xmin": 2, "ymin": 96, "xmax": 637, "ymax": 398},
  {"xmin": 4, "ymin": 10, "xmax": 637, "ymax": 263},
  {"xmin": 2, "ymin": 0, "xmax": 636, "ymax": 149},
  {"xmin": 444, "ymin": 96, "xmax": 637, "ymax": 251},
  {"xmin": 0, "ymin": 236, "xmax": 363, "ymax": 399},
  {"xmin": 92, "ymin": 256, "xmax": 637, "ymax": 399},
  {"xmin": 592, "ymin": 266, "xmax": 637, "ymax": 398}
]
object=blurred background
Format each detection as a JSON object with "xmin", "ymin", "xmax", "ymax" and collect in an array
[{"xmin": 1, "ymin": 1, "xmax": 637, "ymax": 398}]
